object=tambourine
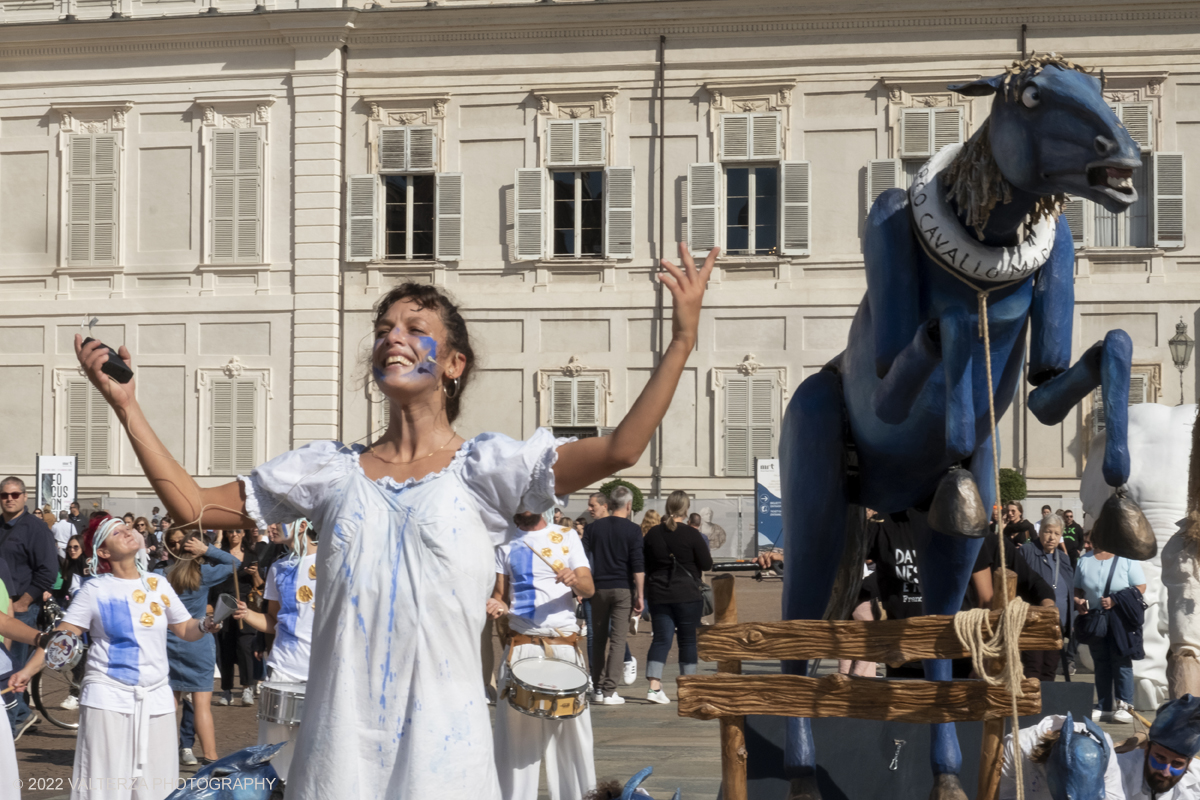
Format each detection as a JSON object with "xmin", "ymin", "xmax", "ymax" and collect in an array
[{"xmin": 43, "ymin": 631, "xmax": 85, "ymax": 672}]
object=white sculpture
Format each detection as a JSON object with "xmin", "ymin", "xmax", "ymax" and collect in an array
[{"xmin": 1081, "ymin": 403, "xmax": 1196, "ymax": 710}]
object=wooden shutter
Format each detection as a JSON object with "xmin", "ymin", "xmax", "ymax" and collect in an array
[
  {"xmin": 900, "ymin": 109, "xmax": 932, "ymax": 158},
  {"xmin": 604, "ymin": 166, "xmax": 634, "ymax": 259},
  {"xmin": 1063, "ymin": 198, "xmax": 1087, "ymax": 246},
  {"xmin": 575, "ymin": 377, "xmax": 599, "ymax": 426},
  {"xmin": 87, "ymin": 384, "xmax": 110, "ymax": 474},
  {"xmin": 233, "ymin": 380, "xmax": 257, "ymax": 473},
  {"xmin": 1154, "ymin": 152, "xmax": 1185, "ymax": 248},
  {"xmin": 546, "ymin": 120, "xmax": 576, "ymax": 167},
  {"xmin": 687, "ymin": 163, "xmax": 720, "ymax": 255},
  {"xmin": 721, "ymin": 114, "xmax": 750, "ymax": 161},
  {"xmin": 748, "ymin": 376, "xmax": 776, "ymax": 462},
  {"xmin": 780, "ymin": 160, "xmax": 811, "ymax": 256},
  {"xmin": 514, "ymin": 168, "xmax": 545, "ymax": 261},
  {"xmin": 66, "ymin": 381, "xmax": 110, "ymax": 475},
  {"xmin": 867, "ymin": 159, "xmax": 901, "ymax": 213},
  {"xmin": 1128, "ymin": 374, "xmax": 1147, "ymax": 406},
  {"xmin": 1091, "ymin": 386, "xmax": 1106, "ymax": 434},
  {"xmin": 435, "ymin": 172, "xmax": 464, "ymax": 261},
  {"xmin": 576, "ymin": 119, "xmax": 606, "ymax": 166},
  {"xmin": 751, "ymin": 113, "xmax": 781, "ymax": 160},
  {"xmin": 723, "ymin": 376, "xmax": 751, "ymax": 476},
  {"xmin": 346, "ymin": 175, "xmax": 377, "ymax": 262},
  {"xmin": 679, "ymin": 177, "xmax": 688, "ymax": 246},
  {"xmin": 1119, "ymin": 103, "xmax": 1153, "ymax": 151},
  {"xmin": 933, "ymin": 108, "xmax": 963, "ymax": 153},
  {"xmin": 379, "ymin": 127, "xmax": 407, "ymax": 172},
  {"xmin": 408, "ymin": 127, "xmax": 436, "ymax": 172},
  {"xmin": 68, "ymin": 134, "xmax": 119, "ymax": 266},
  {"xmin": 1092, "ymin": 377, "xmax": 1147, "ymax": 435},
  {"xmin": 550, "ymin": 377, "xmax": 576, "ymax": 426},
  {"xmin": 65, "ymin": 382, "xmax": 88, "ymax": 465},
  {"xmin": 211, "ymin": 379, "xmax": 256, "ymax": 474},
  {"xmin": 210, "ymin": 129, "xmax": 261, "ymax": 264}
]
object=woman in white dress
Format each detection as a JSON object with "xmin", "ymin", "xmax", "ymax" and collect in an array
[{"xmin": 73, "ymin": 245, "xmax": 717, "ymax": 799}]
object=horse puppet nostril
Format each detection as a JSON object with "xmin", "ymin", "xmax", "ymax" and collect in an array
[{"xmin": 1094, "ymin": 135, "xmax": 1117, "ymax": 156}]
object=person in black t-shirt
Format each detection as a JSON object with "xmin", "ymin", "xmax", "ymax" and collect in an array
[
  {"xmin": 1060, "ymin": 510, "xmax": 1084, "ymax": 567},
  {"xmin": 1003, "ymin": 501, "xmax": 1037, "ymax": 546},
  {"xmin": 969, "ymin": 531, "xmax": 1056, "ymax": 610},
  {"xmin": 866, "ymin": 510, "xmax": 923, "ymax": 622}
]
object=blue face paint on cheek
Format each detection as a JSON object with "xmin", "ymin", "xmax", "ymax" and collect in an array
[{"xmin": 415, "ymin": 336, "xmax": 438, "ymax": 377}]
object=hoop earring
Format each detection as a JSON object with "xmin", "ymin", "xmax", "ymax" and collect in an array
[{"xmin": 443, "ymin": 377, "xmax": 461, "ymax": 399}]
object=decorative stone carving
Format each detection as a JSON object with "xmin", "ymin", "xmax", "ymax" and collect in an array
[
  {"xmin": 602, "ymin": 93, "xmax": 615, "ymax": 113},
  {"xmin": 888, "ymin": 86, "xmax": 904, "ymax": 102},
  {"xmin": 561, "ymin": 355, "xmax": 586, "ymax": 377},
  {"xmin": 113, "ymin": 108, "xmax": 126, "ymax": 129},
  {"xmin": 60, "ymin": 110, "xmax": 73, "ymax": 130},
  {"xmin": 397, "ymin": 112, "xmax": 423, "ymax": 125},
  {"xmin": 433, "ymin": 99, "xmax": 447, "ymax": 118},
  {"xmin": 255, "ymin": 104, "xmax": 270, "ymax": 123},
  {"xmin": 737, "ymin": 354, "xmax": 762, "ymax": 376},
  {"xmin": 370, "ymin": 102, "xmax": 382, "ymax": 121},
  {"xmin": 203, "ymin": 105, "xmax": 216, "ymax": 125},
  {"xmin": 226, "ymin": 115, "xmax": 251, "ymax": 129},
  {"xmin": 1147, "ymin": 79, "xmax": 1164, "ymax": 96},
  {"xmin": 710, "ymin": 89, "xmax": 724, "ymax": 110},
  {"xmin": 1105, "ymin": 91, "xmax": 1139, "ymax": 103},
  {"xmin": 538, "ymin": 95, "xmax": 552, "ymax": 113},
  {"xmin": 80, "ymin": 121, "xmax": 105, "ymax": 134},
  {"xmin": 222, "ymin": 356, "xmax": 245, "ymax": 379},
  {"xmin": 778, "ymin": 88, "xmax": 792, "ymax": 106}
]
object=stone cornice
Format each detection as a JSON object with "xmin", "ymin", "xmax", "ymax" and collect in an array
[{"xmin": 0, "ymin": 3, "xmax": 1196, "ymax": 59}]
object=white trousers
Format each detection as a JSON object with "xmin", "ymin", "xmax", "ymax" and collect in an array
[
  {"xmin": 0, "ymin": 708, "xmax": 19, "ymax": 800},
  {"xmin": 493, "ymin": 642, "xmax": 595, "ymax": 800},
  {"xmin": 72, "ymin": 707, "xmax": 179, "ymax": 800}
]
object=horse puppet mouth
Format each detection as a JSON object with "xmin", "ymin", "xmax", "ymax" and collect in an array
[{"xmin": 1087, "ymin": 164, "xmax": 1137, "ymax": 203}]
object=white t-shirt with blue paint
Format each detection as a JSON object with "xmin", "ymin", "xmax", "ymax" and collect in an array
[
  {"xmin": 61, "ymin": 573, "xmax": 190, "ymax": 715},
  {"xmin": 264, "ymin": 551, "xmax": 317, "ymax": 682},
  {"xmin": 496, "ymin": 524, "xmax": 589, "ymax": 636}
]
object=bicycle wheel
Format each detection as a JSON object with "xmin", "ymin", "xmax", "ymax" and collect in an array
[{"xmin": 32, "ymin": 668, "xmax": 81, "ymax": 730}]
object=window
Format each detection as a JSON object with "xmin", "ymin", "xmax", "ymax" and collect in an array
[
  {"xmin": 720, "ymin": 374, "xmax": 779, "ymax": 477},
  {"xmin": 385, "ymin": 174, "xmax": 435, "ymax": 259},
  {"xmin": 512, "ymin": 118, "xmax": 634, "ymax": 262},
  {"xmin": 210, "ymin": 128, "xmax": 262, "ymax": 264},
  {"xmin": 552, "ymin": 171, "xmax": 603, "ymax": 257},
  {"xmin": 546, "ymin": 376, "xmax": 601, "ymax": 438},
  {"xmin": 64, "ymin": 380, "xmax": 111, "ymax": 475},
  {"xmin": 67, "ymin": 134, "xmax": 119, "ymax": 267},
  {"xmin": 725, "ymin": 166, "xmax": 778, "ymax": 255},
  {"xmin": 345, "ymin": 126, "xmax": 463, "ymax": 263},
  {"xmin": 1091, "ymin": 372, "xmax": 1149, "ymax": 435},
  {"xmin": 1062, "ymin": 104, "xmax": 1186, "ymax": 249},
  {"xmin": 209, "ymin": 379, "xmax": 256, "ymax": 474}
]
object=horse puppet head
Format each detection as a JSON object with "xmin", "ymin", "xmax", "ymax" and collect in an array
[
  {"xmin": 1045, "ymin": 713, "xmax": 1112, "ymax": 800},
  {"xmin": 946, "ymin": 54, "xmax": 1141, "ymax": 235}
]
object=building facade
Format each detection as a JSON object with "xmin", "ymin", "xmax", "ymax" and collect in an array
[{"xmin": 0, "ymin": 0, "xmax": 1197, "ymax": 529}]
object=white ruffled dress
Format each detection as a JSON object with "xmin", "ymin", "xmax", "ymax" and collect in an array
[{"xmin": 239, "ymin": 429, "xmax": 567, "ymax": 800}]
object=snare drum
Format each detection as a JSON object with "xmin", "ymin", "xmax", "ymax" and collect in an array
[
  {"xmin": 257, "ymin": 680, "xmax": 306, "ymax": 781},
  {"xmin": 507, "ymin": 656, "xmax": 589, "ymax": 720}
]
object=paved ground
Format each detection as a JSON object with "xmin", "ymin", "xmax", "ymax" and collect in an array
[{"xmin": 14, "ymin": 574, "xmax": 1144, "ymax": 799}]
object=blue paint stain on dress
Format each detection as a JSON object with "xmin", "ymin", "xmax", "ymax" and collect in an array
[
  {"xmin": 275, "ymin": 561, "xmax": 301, "ymax": 642},
  {"xmin": 98, "ymin": 595, "xmax": 140, "ymax": 685}
]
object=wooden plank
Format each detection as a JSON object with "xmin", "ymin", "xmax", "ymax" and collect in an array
[
  {"xmin": 676, "ymin": 674, "xmax": 1041, "ymax": 723},
  {"xmin": 978, "ymin": 718, "xmax": 1006, "ymax": 800},
  {"xmin": 711, "ymin": 575, "xmax": 747, "ymax": 800},
  {"xmin": 696, "ymin": 606, "xmax": 1061, "ymax": 663}
]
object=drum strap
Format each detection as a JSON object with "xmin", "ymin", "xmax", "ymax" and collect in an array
[{"xmin": 508, "ymin": 631, "xmax": 582, "ymax": 662}]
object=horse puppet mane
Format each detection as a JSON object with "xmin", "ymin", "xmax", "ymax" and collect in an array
[{"xmin": 943, "ymin": 53, "xmax": 1098, "ymax": 240}]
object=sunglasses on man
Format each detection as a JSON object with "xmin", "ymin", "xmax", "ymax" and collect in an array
[{"xmin": 0, "ymin": 492, "xmax": 24, "ymax": 500}]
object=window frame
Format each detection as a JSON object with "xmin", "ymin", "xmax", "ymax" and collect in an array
[
  {"xmin": 383, "ymin": 173, "xmax": 437, "ymax": 262},
  {"xmin": 56, "ymin": 375, "xmax": 115, "ymax": 476},
  {"xmin": 551, "ymin": 169, "xmax": 605, "ymax": 259},
  {"xmin": 722, "ymin": 163, "xmax": 780, "ymax": 257},
  {"xmin": 196, "ymin": 365, "xmax": 271, "ymax": 477},
  {"xmin": 711, "ymin": 365, "xmax": 787, "ymax": 478},
  {"xmin": 537, "ymin": 368, "xmax": 611, "ymax": 435}
]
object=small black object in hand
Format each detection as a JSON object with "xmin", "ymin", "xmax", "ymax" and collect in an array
[{"xmin": 82, "ymin": 337, "xmax": 134, "ymax": 384}]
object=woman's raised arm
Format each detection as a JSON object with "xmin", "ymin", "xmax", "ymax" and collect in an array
[
  {"xmin": 76, "ymin": 335, "xmax": 255, "ymax": 530},
  {"xmin": 553, "ymin": 244, "xmax": 716, "ymax": 496}
]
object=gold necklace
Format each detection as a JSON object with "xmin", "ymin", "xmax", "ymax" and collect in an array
[{"xmin": 366, "ymin": 430, "xmax": 459, "ymax": 466}]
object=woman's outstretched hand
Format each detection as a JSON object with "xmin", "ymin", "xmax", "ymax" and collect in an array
[
  {"xmin": 659, "ymin": 244, "xmax": 718, "ymax": 348},
  {"xmin": 75, "ymin": 334, "xmax": 137, "ymax": 414}
]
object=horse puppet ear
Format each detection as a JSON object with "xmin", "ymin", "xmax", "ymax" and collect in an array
[{"xmin": 948, "ymin": 75, "xmax": 1006, "ymax": 96}]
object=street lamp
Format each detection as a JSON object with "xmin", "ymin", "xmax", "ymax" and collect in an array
[{"xmin": 1169, "ymin": 318, "xmax": 1194, "ymax": 405}]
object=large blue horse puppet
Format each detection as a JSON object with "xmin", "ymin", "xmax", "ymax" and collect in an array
[{"xmin": 780, "ymin": 55, "xmax": 1152, "ymax": 800}]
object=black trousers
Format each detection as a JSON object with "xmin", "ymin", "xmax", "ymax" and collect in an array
[
  {"xmin": 1021, "ymin": 649, "xmax": 1062, "ymax": 682},
  {"xmin": 218, "ymin": 623, "xmax": 257, "ymax": 691}
]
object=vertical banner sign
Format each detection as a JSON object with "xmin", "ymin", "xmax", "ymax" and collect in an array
[
  {"xmin": 36, "ymin": 455, "xmax": 78, "ymax": 518},
  {"xmin": 755, "ymin": 457, "xmax": 783, "ymax": 548}
]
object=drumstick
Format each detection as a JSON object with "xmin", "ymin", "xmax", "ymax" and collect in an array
[{"xmin": 523, "ymin": 540, "xmax": 559, "ymax": 571}]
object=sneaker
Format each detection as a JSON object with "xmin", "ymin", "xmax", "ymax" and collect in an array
[
  {"xmin": 646, "ymin": 688, "xmax": 670, "ymax": 705},
  {"xmin": 1113, "ymin": 702, "xmax": 1134, "ymax": 724},
  {"xmin": 213, "ymin": 692, "xmax": 231, "ymax": 707},
  {"xmin": 12, "ymin": 712, "xmax": 38, "ymax": 742},
  {"xmin": 600, "ymin": 693, "xmax": 626, "ymax": 705},
  {"xmin": 60, "ymin": 694, "xmax": 80, "ymax": 711},
  {"xmin": 241, "ymin": 687, "xmax": 255, "ymax": 706},
  {"xmin": 180, "ymin": 748, "xmax": 198, "ymax": 766},
  {"xmin": 1066, "ymin": 662, "xmax": 1077, "ymax": 677},
  {"xmin": 1091, "ymin": 706, "xmax": 1104, "ymax": 722},
  {"xmin": 623, "ymin": 656, "xmax": 637, "ymax": 686},
  {"xmin": 590, "ymin": 691, "xmax": 604, "ymax": 704}
]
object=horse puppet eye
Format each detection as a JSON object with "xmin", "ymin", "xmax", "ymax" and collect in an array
[{"xmin": 1021, "ymin": 85, "xmax": 1041, "ymax": 109}]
